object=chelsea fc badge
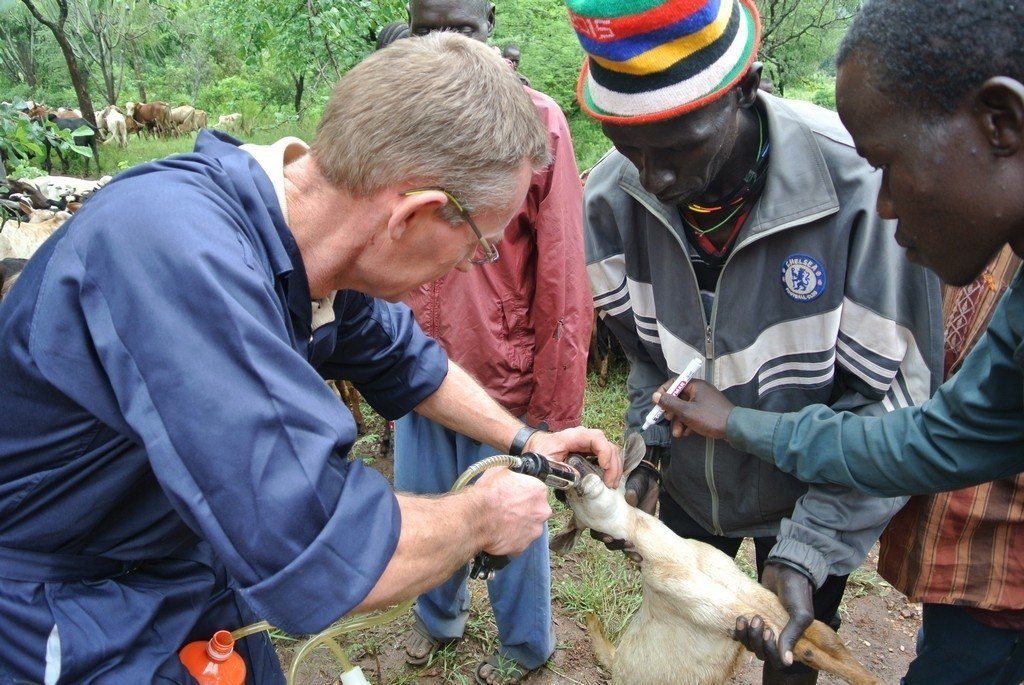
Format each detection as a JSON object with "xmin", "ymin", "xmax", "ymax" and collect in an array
[{"xmin": 781, "ymin": 254, "xmax": 826, "ymax": 302}]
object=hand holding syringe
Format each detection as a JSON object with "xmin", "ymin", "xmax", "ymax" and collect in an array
[{"xmin": 641, "ymin": 358, "xmax": 704, "ymax": 430}]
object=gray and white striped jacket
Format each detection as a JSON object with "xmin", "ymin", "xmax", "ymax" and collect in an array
[{"xmin": 583, "ymin": 94, "xmax": 944, "ymax": 586}]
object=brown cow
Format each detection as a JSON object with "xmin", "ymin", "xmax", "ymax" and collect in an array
[
  {"xmin": 26, "ymin": 104, "xmax": 50, "ymax": 121},
  {"xmin": 126, "ymin": 101, "xmax": 171, "ymax": 138},
  {"xmin": 124, "ymin": 115, "xmax": 141, "ymax": 137}
]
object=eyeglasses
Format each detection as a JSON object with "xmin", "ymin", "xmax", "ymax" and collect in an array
[{"xmin": 403, "ymin": 187, "xmax": 499, "ymax": 264}]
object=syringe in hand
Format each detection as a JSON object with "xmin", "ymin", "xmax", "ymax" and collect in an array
[{"xmin": 641, "ymin": 358, "xmax": 704, "ymax": 430}]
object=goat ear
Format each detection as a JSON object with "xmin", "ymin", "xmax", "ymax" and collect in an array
[
  {"xmin": 549, "ymin": 518, "xmax": 583, "ymax": 556},
  {"xmin": 621, "ymin": 432, "xmax": 646, "ymax": 478}
]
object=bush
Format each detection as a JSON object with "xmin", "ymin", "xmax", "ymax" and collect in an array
[
  {"xmin": 786, "ymin": 72, "xmax": 838, "ymax": 111},
  {"xmin": 0, "ymin": 103, "xmax": 47, "ymax": 175},
  {"xmin": 198, "ymin": 75, "xmax": 267, "ymax": 117},
  {"xmin": 568, "ymin": 112, "xmax": 611, "ymax": 173}
]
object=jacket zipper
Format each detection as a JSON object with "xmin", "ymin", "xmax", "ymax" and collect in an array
[
  {"xmin": 626, "ymin": 188, "xmax": 816, "ymax": 535},
  {"xmin": 626, "ymin": 190, "xmax": 729, "ymax": 531},
  {"xmin": 704, "ymin": 322, "xmax": 723, "ymax": 534},
  {"xmin": 621, "ymin": 164, "xmax": 839, "ymax": 533}
]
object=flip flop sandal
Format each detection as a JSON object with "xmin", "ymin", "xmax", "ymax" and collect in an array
[
  {"xmin": 473, "ymin": 652, "xmax": 536, "ymax": 685},
  {"xmin": 404, "ymin": 615, "xmax": 460, "ymax": 667}
]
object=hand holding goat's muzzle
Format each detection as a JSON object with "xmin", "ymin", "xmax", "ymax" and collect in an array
[{"xmin": 561, "ymin": 452, "xmax": 648, "ymax": 564}]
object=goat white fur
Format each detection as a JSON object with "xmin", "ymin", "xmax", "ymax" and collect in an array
[
  {"xmin": 0, "ymin": 209, "xmax": 72, "ymax": 260},
  {"xmin": 552, "ymin": 435, "xmax": 882, "ymax": 685}
]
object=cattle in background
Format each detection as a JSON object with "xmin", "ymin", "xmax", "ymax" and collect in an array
[
  {"xmin": 96, "ymin": 105, "xmax": 117, "ymax": 138},
  {"xmin": 194, "ymin": 109, "xmax": 208, "ymax": 131},
  {"xmin": 170, "ymin": 105, "xmax": 198, "ymax": 135},
  {"xmin": 99, "ymin": 105, "xmax": 128, "ymax": 148},
  {"xmin": 124, "ymin": 114, "xmax": 140, "ymax": 138},
  {"xmin": 26, "ymin": 104, "xmax": 50, "ymax": 121},
  {"xmin": 44, "ymin": 113, "xmax": 100, "ymax": 176},
  {"xmin": 216, "ymin": 112, "xmax": 242, "ymax": 133},
  {"xmin": 126, "ymin": 101, "xmax": 171, "ymax": 138}
]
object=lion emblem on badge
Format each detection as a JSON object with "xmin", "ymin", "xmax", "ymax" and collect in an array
[{"xmin": 781, "ymin": 254, "xmax": 826, "ymax": 302}]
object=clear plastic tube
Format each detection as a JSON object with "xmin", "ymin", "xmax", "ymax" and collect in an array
[
  {"xmin": 451, "ymin": 454, "xmax": 518, "ymax": 491},
  {"xmin": 285, "ymin": 599, "xmax": 414, "ymax": 684}
]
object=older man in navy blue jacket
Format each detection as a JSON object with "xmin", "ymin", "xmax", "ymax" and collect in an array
[{"xmin": 0, "ymin": 34, "xmax": 619, "ymax": 684}]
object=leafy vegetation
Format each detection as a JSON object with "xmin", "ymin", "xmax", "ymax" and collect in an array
[
  {"xmin": 0, "ymin": 99, "xmax": 96, "ymax": 178},
  {"xmin": 1, "ymin": 0, "xmax": 858, "ymax": 177}
]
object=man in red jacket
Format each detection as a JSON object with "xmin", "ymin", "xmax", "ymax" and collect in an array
[{"xmin": 395, "ymin": 1, "xmax": 591, "ymax": 683}]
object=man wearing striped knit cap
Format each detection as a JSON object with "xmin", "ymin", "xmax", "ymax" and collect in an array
[{"xmin": 567, "ymin": 1, "xmax": 943, "ymax": 683}]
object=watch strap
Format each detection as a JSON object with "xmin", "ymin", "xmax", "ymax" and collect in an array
[{"xmin": 508, "ymin": 426, "xmax": 540, "ymax": 456}]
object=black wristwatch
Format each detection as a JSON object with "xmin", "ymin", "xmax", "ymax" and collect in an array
[{"xmin": 508, "ymin": 426, "xmax": 541, "ymax": 456}]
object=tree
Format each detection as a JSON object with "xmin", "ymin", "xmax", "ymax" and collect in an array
[
  {"xmin": 0, "ymin": 3, "xmax": 43, "ymax": 91},
  {"xmin": 207, "ymin": 0, "xmax": 405, "ymax": 115},
  {"xmin": 65, "ymin": 0, "xmax": 134, "ymax": 105},
  {"xmin": 19, "ymin": 0, "xmax": 96, "ymax": 123},
  {"xmin": 754, "ymin": 0, "xmax": 859, "ymax": 95}
]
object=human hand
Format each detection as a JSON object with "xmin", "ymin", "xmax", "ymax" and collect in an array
[
  {"xmin": 527, "ymin": 427, "xmax": 622, "ymax": 487},
  {"xmin": 732, "ymin": 563, "xmax": 815, "ymax": 668},
  {"xmin": 623, "ymin": 457, "xmax": 660, "ymax": 514},
  {"xmin": 655, "ymin": 379, "xmax": 734, "ymax": 440},
  {"xmin": 473, "ymin": 467, "xmax": 552, "ymax": 556}
]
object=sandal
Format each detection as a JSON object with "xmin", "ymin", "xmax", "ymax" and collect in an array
[
  {"xmin": 404, "ymin": 615, "xmax": 460, "ymax": 667},
  {"xmin": 474, "ymin": 652, "xmax": 537, "ymax": 685}
]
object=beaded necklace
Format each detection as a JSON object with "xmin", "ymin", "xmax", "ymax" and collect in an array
[{"xmin": 681, "ymin": 107, "xmax": 770, "ymax": 237}]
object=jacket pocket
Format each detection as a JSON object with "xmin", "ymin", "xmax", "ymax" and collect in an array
[{"xmin": 498, "ymin": 297, "xmax": 534, "ymax": 374}]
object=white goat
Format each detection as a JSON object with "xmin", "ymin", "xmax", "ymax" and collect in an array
[
  {"xmin": 216, "ymin": 112, "xmax": 242, "ymax": 132},
  {"xmin": 551, "ymin": 434, "xmax": 882, "ymax": 685},
  {"xmin": 99, "ymin": 105, "xmax": 128, "ymax": 148},
  {"xmin": 0, "ymin": 209, "xmax": 72, "ymax": 260}
]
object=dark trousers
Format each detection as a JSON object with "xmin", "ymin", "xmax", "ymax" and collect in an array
[
  {"xmin": 659, "ymin": 492, "xmax": 849, "ymax": 675},
  {"xmin": 903, "ymin": 603, "xmax": 1024, "ymax": 685}
]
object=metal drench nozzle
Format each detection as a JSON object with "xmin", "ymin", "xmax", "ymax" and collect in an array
[
  {"xmin": 468, "ymin": 452, "xmax": 581, "ymax": 581},
  {"xmin": 511, "ymin": 452, "xmax": 580, "ymax": 491}
]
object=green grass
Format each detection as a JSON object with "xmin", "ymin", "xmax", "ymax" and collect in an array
[
  {"xmin": 68, "ymin": 121, "xmax": 320, "ymax": 180},
  {"xmin": 838, "ymin": 566, "xmax": 892, "ymax": 620},
  {"xmin": 581, "ymin": 361, "xmax": 631, "ymax": 447},
  {"xmin": 567, "ymin": 110, "xmax": 612, "ymax": 173},
  {"xmin": 43, "ymin": 112, "xmax": 606, "ymax": 182},
  {"xmin": 552, "ymin": 533, "xmax": 642, "ymax": 643}
]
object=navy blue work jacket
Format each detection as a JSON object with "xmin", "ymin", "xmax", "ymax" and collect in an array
[{"xmin": 0, "ymin": 130, "xmax": 448, "ymax": 683}]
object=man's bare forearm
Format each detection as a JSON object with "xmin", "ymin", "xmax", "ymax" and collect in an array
[
  {"xmin": 353, "ymin": 491, "xmax": 484, "ymax": 612},
  {"xmin": 415, "ymin": 360, "xmax": 523, "ymax": 453}
]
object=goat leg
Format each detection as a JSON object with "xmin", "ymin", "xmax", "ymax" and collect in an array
[{"xmin": 792, "ymin": 620, "xmax": 883, "ymax": 685}]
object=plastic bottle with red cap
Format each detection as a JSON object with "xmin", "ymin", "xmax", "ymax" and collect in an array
[{"xmin": 179, "ymin": 629, "xmax": 246, "ymax": 685}]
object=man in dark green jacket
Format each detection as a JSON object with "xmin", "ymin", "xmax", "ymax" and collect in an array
[{"xmin": 660, "ymin": 2, "xmax": 1024, "ymax": 681}]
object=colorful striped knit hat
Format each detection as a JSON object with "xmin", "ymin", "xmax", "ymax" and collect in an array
[{"xmin": 566, "ymin": 0, "xmax": 761, "ymax": 124}]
